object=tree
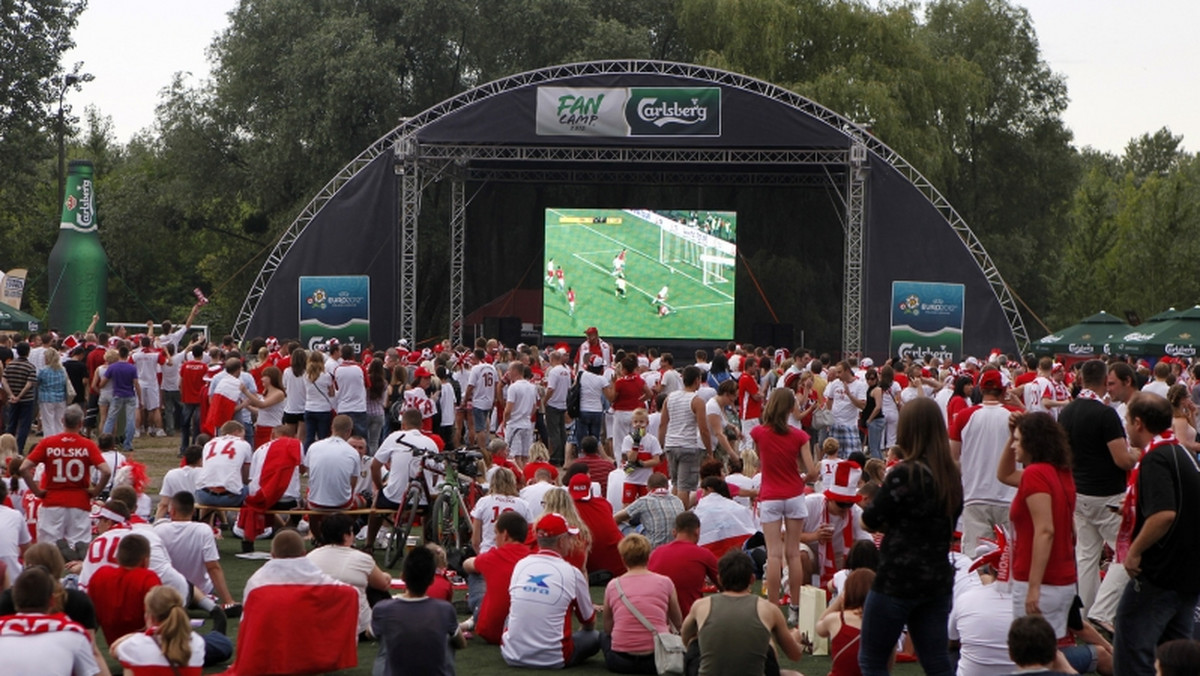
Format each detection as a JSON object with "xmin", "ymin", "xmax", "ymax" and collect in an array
[{"xmin": 0, "ymin": 0, "xmax": 88, "ymax": 311}]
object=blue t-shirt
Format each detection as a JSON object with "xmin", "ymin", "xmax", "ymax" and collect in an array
[{"xmin": 106, "ymin": 361, "xmax": 139, "ymax": 398}]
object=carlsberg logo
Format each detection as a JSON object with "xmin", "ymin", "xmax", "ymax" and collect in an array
[
  {"xmin": 636, "ymin": 97, "xmax": 708, "ymax": 127},
  {"xmin": 77, "ymin": 179, "xmax": 94, "ymax": 229},
  {"xmin": 627, "ymin": 88, "xmax": 721, "ymax": 136}
]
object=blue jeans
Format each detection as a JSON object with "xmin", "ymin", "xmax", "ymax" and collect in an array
[
  {"xmin": 1113, "ymin": 575, "xmax": 1198, "ymax": 676},
  {"xmin": 104, "ymin": 395, "xmax": 137, "ymax": 450},
  {"xmin": 304, "ymin": 411, "xmax": 332, "ymax": 450},
  {"xmin": 179, "ymin": 403, "xmax": 200, "ymax": 452},
  {"xmin": 866, "ymin": 417, "xmax": 886, "ymax": 459},
  {"xmin": 575, "ymin": 410, "xmax": 604, "ymax": 445},
  {"xmin": 344, "ymin": 411, "xmax": 369, "ymax": 441},
  {"xmin": 5, "ymin": 399, "xmax": 36, "ymax": 453},
  {"xmin": 859, "ymin": 589, "xmax": 954, "ymax": 676}
]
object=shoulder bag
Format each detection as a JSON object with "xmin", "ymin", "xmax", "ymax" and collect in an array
[{"xmin": 612, "ymin": 577, "xmax": 685, "ymax": 675}]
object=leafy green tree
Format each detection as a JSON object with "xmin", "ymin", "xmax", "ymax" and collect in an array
[{"xmin": 0, "ymin": 0, "xmax": 88, "ymax": 310}]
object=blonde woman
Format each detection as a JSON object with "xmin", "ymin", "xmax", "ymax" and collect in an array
[
  {"xmin": 303, "ymin": 350, "xmax": 335, "ymax": 449},
  {"xmin": 541, "ymin": 487, "xmax": 591, "ymax": 572},
  {"xmin": 36, "ymin": 349, "xmax": 70, "ymax": 436},
  {"xmin": 93, "ymin": 349, "xmax": 119, "ymax": 437},
  {"xmin": 110, "ymin": 585, "xmax": 206, "ymax": 673}
]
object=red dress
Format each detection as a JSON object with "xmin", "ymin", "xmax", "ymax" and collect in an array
[{"xmin": 829, "ymin": 611, "xmax": 863, "ymax": 676}]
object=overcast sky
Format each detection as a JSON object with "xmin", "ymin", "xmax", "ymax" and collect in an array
[{"xmin": 62, "ymin": 0, "xmax": 1200, "ymax": 155}]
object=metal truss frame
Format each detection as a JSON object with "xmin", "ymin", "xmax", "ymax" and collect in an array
[{"xmin": 234, "ymin": 60, "xmax": 1027, "ymax": 353}]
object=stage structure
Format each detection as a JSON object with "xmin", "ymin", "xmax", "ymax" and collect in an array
[{"xmin": 235, "ymin": 61, "xmax": 1028, "ymax": 360}]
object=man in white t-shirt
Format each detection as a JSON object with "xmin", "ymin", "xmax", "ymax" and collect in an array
[
  {"xmin": 305, "ymin": 415, "xmax": 362, "ymax": 512},
  {"xmin": 705, "ymin": 379, "xmax": 740, "ymax": 462},
  {"xmin": 541, "ymin": 350, "xmax": 572, "ymax": 465},
  {"xmin": 131, "ymin": 335, "xmax": 167, "ymax": 437},
  {"xmin": 78, "ymin": 500, "xmax": 133, "ymax": 591},
  {"xmin": 656, "ymin": 353, "xmax": 683, "ymax": 396},
  {"xmin": 194, "ymin": 421, "xmax": 253, "ymax": 520},
  {"xmin": 0, "ymin": 567, "xmax": 103, "ymax": 676},
  {"xmin": 332, "ymin": 345, "xmax": 369, "ymax": 439},
  {"xmin": 798, "ymin": 468, "xmax": 871, "ymax": 587},
  {"xmin": 519, "ymin": 469, "xmax": 557, "ymax": 512},
  {"xmin": 465, "ymin": 349, "xmax": 500, "ymax": 450},
  {"xmin": 948, "ymin": 558, "xmax": 1017, "ymax": 676},
  {"xmin": 501, "ymin": 513, "xmax": 599, "ymax": 668},
  {"xmin": 153, "ymin": 303, "xmax": 201, "ymax": 351},
  {"xmin": 823, "ymin": 361, "xmax": 866, "ymax": 458},
  {"xmin": 502, "ymin": 363, "xmax": 539, "ymax": 466},
  {"xmin": 365, "ymin": 409, "xmax": 440, "ymax": 549},
  {"xmin": 0, "ymin": 482, "xmax": 31, "ymax": 586},
  {"xmin": 1023, "ymin": 357, "xmax": 1055, "ymax": 415},
  {"xmin": 948, "ymin": 369, "xmax": 1021, "ymax": 556},
  {"xmin": 157, "ymin": 444, "xmax": 201, "ymax": 519},
  {"xmin": 155, "ymin": 490, "xmax": 239, "ymax": 611}
]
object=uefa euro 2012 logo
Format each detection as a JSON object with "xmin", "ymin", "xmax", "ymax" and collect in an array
[
  {"xmin": 306, "ymin": 288, "xmax": 328, "ymax": 310},
  {"xmin": 899, "ymin": 294, "xmax": 920, "ymax": 316}
]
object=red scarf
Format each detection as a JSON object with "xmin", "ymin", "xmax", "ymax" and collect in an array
[
  {"xmin": 237, "ymin": 437, "xmax": 302, "ymax": 541},
  {"xmin": 820, "ymin": 500, "xmax": 854, "ymax": 588},
  {"xmin": 1076, "ymin": 388, "xmax": 1101, "ymax": 401},
  {"xmin": 0, "ymin": 612, "xmax": 86, "ymax": 637},
  {"xmin": 1115, "ymin": 431, "xmax": 1175, "ymax": 561}
]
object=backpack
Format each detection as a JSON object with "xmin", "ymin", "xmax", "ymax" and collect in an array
[{"xmin": 566, "ymin": 374, "xmax": 582, "ymax": 419}]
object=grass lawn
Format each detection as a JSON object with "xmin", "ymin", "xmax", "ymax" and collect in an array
[
  {"xmin": 111, "ymin": 436, "xmax": 927, "ymax": 675},
  {"xmin": 543, "ymin": 208, "xmax": 735, "ymax": 342}
]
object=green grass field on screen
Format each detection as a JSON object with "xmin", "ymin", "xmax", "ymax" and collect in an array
[{"xmin": 543, "ymin": 208, "xmax": 736, "ymax": 341}]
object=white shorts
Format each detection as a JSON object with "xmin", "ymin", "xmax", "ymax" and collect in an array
[
  {"xmin": 138, "ymin": 382, "xmax": 161, "ymax": 409},
  {"xmin": 1010, "ymin": 580, "xmax": 1076, "ymax": 637},
  {"xmin": 758, "ymin": 494, "xmax": 808, "ymax": 523},
  {"xmin": 507, "ymin": 427, "xmax": 534, "ymax": 458},
  {"xmin": 38, "ymin": 506, "xmax": 92, "ymax": 546}
]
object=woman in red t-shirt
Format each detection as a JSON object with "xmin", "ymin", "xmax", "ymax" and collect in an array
[
  {"xmin": 997, "ymin": 411, "xmax": 1077, "ymax": 639},
  {"xmin": 945, "ymin": 375, "xmax": 975, "ymax": 427},
  {"xmin": 750, "ymin": 388, "xmax": 818, "ymax": 619},
  {"xmin": 610, "ymin": 355, "xmax": 652, "ymax": 455}
]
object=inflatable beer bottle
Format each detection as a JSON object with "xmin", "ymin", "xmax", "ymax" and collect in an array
[{"xmin": 48, "ymin": 160, "xmax": 107, "ymax": 333}]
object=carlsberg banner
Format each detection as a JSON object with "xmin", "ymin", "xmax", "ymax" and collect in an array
[
  {"xmin": 889, "ymin": 281, "xmax": 965, "ymax": 362},
  {"xmin": 536, "ymin": 87, "xmax": 721, "ymax": 137}
]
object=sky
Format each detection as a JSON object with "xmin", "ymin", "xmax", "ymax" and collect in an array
[{"xmin": 62, "ymin": 0, "xmax": 1200, "ymax": 155}]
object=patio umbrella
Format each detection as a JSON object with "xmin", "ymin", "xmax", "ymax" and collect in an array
[
  {"xmin": 1114, "ymin": 305, "xmax": 1200, "ymax": 357},
  {"xmin": 1031, "ymin": 311, "xmax": 1132, "ymax": 358},
  {"xmin": 0, "ymin": 301, "xmax": 41, "ymax": 334}
]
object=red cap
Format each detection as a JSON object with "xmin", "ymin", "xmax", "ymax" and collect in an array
[
  {"xmin": 978, "ymin": 369, "xmax": 1004, "ymax": 391},
  {"xmin": 413, "ymin": 366, "xmax": 432, "ymax": 378},
  {"xmin": 585, "ymin": 327, "xmax": 598, "ymax": 336},
  {"xmin": 568, "ymin": 473, "xmax": 592, "ymax": 501},
  {"xmin": 535, "ymin": 513, "xmax": 580, "ymax": 537}
]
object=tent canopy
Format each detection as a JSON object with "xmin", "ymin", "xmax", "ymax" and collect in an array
[
  {"xmin": 0, "ymin": 301, "xmax": 41, "ymax": 334},
  {"xmin": 1115, "ymin": 305, "xmax": 1200, "ymax": 358},
  {"xmin": 1032, "ymin": 311, "xmax": 1131, "ymax": 358}
]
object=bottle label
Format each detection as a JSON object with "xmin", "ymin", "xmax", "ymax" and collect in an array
[{"xmin": 60, "ymin": 178, "xmax": 96, "ymax": 232}]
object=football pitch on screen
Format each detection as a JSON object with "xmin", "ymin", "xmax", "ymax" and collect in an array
[{"xmin": 543, "ymin": 208, "xmax": 735, "ymax": 340}]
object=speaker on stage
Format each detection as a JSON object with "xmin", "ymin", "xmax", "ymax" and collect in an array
[
  {"xmin": 753, "ymin": 322, "xmax": 794, "ymax": 349},
  {"xmin": 484, "ymin": 316, "xmax": 522, "ymax": 347}
]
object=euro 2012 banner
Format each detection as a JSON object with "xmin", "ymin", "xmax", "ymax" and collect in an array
[
  {"xmin": 889, "ymin": 281, "xmax": 965, "ymax": 363},
  {"xmin": 298, "ymin": 276, "xmax": 370, "ymax": 353}
]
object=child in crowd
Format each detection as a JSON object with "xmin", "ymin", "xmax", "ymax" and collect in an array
[
  {"xmin": 620, "ymin": 408, "xmax": 662, "ymax": 506},
  {"xmin": 816, "ymin": 437, "xmax": 840, "ymax": 491},
  {"xmin": 424, "ymin": 543, "xmax": 455, "ymax": 603}
]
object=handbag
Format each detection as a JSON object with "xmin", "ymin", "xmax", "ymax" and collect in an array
[
  {"xmin": 812, "ymin": 406, "xmax": 833, "ymax": 431},
  {"xmin": 613, "ymin": 577, "xmax": 685, "ymax": 675}
]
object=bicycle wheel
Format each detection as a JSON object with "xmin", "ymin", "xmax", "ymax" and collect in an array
[
  {"xmin": 429, "ymin": 493, "xmax": 467, "ymax": 550},
  {"xmin": 385, "ymin": 483, "xmax": 423, "ymax": 569}
]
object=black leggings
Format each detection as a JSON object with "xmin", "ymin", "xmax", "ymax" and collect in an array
[{"xmin": 601, "ymin": 633, "xmax": 657, "ymax": 674}]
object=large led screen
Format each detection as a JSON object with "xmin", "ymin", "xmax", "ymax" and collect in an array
[{"xmin": 543, "ymin": 208, "xmax": 736, "ymax": 340}]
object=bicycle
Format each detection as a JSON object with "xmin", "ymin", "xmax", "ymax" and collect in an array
[{"xmin": 381, "ymin": 443, "xmax": 485, "ymax": 568}]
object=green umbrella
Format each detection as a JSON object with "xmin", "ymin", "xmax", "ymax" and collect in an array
[
  {"xmin": 0, "ymin": 301, "xmax": 41, "ymax": 334},
  {"xmin": 1114, "ymin": 305, "xmax": 1200, "ymax": 357},
  {"xmin": 1031, "ymin": 311, "xmax": 1131, "ymax": 357}
]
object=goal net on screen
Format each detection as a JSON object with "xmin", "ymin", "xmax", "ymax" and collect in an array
[{"xmin": 628, "ymin": 209, "xmax": 735, "ymax": 286}]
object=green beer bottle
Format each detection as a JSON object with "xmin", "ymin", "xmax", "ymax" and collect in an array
[{"xmin": 48, "ymin": 160, "xmax": 107, "ymax": 333}]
